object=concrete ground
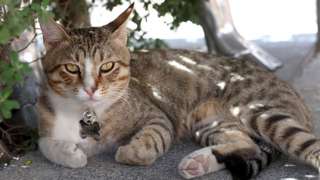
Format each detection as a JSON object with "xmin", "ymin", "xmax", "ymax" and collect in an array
[{"xmin": 1, "ymin": 36, "xmax": 320, "ymax": 180}]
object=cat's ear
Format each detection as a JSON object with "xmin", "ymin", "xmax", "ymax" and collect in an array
[
  {"xmin": 39, "ymin": 17, "xmax": 70, "ymax": 50},
  {"xmin": 104, "ymin": 3, "xmax": 134, "ymax": 45}
]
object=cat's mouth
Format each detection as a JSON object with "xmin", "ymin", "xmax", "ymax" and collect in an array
[
  {"xmin": 77, "ymin": 96, "xmax": 100, "ymax": 104},
  {"xmin": 85, "ymin": 96, "xmax": 101, "ymax": 103},
  {"xmin": 88, "ymin": 96, "xmax": 97, "ymax": 101}
]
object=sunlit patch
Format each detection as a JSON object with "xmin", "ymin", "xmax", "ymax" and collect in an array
[
  {"xmin": 260, "ymin": 113, "xmax": 268, "ymax": 119},
  {"xmin": 168, "ymin": 60, "xmax": 194, "ymax": 74},
  {"xmin": 195, "ymin": 131, "xmax": 200, "ymax": 137},
  {"xmin": 249, "ymin": 103, "xmax": 264, "ymax": 109},
  {"xmin": 230, "ymin": 106, "xmax": 241, "ymax": 117},
  {"xmin": 138, "ymin": 49, "xmax": 149, "ymax": 52},
  {"xmin": 230, "ymin": 73, "xmax": 245, "ymax": 82},
  {"xmin": 284, "ymin": 163, "xmax": 296, "ymax": 167},
  {"xmin": 240, "ymin": 117, "xmax": 247, "ymax": 124},
  {"xmin": 197, "ymin": 64, "xmax": 212, "ymax": 71},
  {"xmin": 217, "ymin": 81, "xmax": 226, "ymax": 90},
  {"xmin": 151, "ymin": 86, "xmax": 162, "ymax": 100},
  {"xmin": 280, "ymin": 178, "xmax": 298, "ymax": 180},
  {"xmin": 210, "ymin": 121, "xmax": 218, "ymax": 128},
  {"xmin": 223, "ymin": 66, "xmax": 232, "ymax": 70},
  {"xmin": 304, "ymin": 174, "xmax": 317, "ymax": 179},
  {"xmin": 179, "ymin": 55, "xmax": 196, "ymax": 65}
]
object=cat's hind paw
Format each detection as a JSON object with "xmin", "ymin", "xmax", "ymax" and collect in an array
[{"xmin": 178, "ymin": 147, "xmax": 225, "ymax": 179}]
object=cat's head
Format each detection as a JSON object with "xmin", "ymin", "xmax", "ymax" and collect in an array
[{"xmin": 40, "ymin": 4, "xmax": 134, "ymax": 106}]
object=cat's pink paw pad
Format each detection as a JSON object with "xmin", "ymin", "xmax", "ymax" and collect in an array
[
  {"xmin": 178, "ymin": 154, "xmax": 209, "ymax": 179},
  {"xmin": 178, "ymin": 147, "xmax": 225, "ymax": 179}
]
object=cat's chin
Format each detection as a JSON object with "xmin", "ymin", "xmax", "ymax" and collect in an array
[{"xmin": 81, "ymin": 99, "xmax": 103, "ymax": 106}]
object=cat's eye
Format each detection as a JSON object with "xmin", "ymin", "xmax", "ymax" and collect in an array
[
  {"xmin": 65, "ymin": 64, "xmax": 79, "ymax": 74},
  {"xmin": 100, "ymin": 62, "xmax": 115, "ymax": 74}
]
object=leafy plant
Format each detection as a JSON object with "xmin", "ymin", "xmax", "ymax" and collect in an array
[
  {"xmin": 0, "ymin": 0, "xmax": 50, "ymax": 121},
  {"xmin": 104, "ymin": 0, "xmax": 176, "ymax": 50},
  {"xmin": 0, "ymin": 51, "xmax": 30, "ymax": 120}
]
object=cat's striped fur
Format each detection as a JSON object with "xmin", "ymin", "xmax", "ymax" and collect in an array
[{"xmin": 37, "ymin": 4, "xmax": 319, "ymax": 179}]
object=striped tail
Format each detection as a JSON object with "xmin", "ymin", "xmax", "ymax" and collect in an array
[{"xmin": 248, "ymin": 111, "xmax": 320, "ymax": 169}]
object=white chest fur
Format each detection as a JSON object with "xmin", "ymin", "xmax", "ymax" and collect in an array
[
  {"xmin": 49, "ymin": 93, "xmax": 84, "ymax": 142},
  {"xmin": 47, "ymin": 90, "xmax": 116, "ymax": 144}
]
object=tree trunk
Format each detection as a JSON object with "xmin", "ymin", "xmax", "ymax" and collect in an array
[
  {"xmin": 316, "ymin": 0, "xmax": 320, "ymax": 52},
  {"xmin": 198, "ymin": 0, "xmax": 219, "ymax": 54},
  {"xmin": 197, "ymin": 0, "xmax": 282, "ymax": 70},
  {"xmin": 53, "ymin": 0, "xmax": 90, "ymax": 28}
]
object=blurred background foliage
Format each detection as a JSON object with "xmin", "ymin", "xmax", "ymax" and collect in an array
[
  {"xmin": 0, "ymin": 0, "xmax": 50, "ymax": 163},
  {"xmin": 104, "ymin": 0, "xmax": 199, "ymax": 50},
  {"xmin": 0, "ymin": 0, "xmax": 49, "ymax": 121}
]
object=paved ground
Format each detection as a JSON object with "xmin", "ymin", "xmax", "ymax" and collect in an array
[
  {"xmin": 0, "ymin": 143, "xmax": 318, "ymax": 180},
  {"xmin": 2, "ymin": 37, "xmax": 320, "ymax": 180}
]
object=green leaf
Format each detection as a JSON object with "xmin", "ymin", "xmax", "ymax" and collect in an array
[
  {"xmin": 1, "ymin": 108, "xmax": 11, "ymax": 119},
  {"xmin": 41, "ymin": 0, "xmax": 50, "ymax": 7},
  {"xmin": 3, "ymin": 100, "xmax": 20, "ymax": 110},
  {"xmin": 9, "ymin": 51, "xmax": 19, "ymax": 63},
  {"xmin": 0, "ymin": 88, "xmax": 12, "ymax": 102},
  {"xmin": 0, "ymin": 28, "xmax": 11, "ymax": 44},
  {"xmin": 1, "ymin": 68, "xmax": 15, "ymax": 82},
  {"xmin": 24, "ymin": 160, "xmax": 33, "ymax": 166},
  {"xmin": 0, "ymin": 99, "xmax": 20, "ymax": 119},
  {"xmin": 31, "ymin": 3, "xmax": 41, "ymax": 11}
]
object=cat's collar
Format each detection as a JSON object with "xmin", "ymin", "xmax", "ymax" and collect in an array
[
  {"xmin": 79, "ymin": 109, "xmax": 100, "ymax": 140},
  {"xmin": 82, "ymin": 109, "xmax": 97, "ymax": 124}
]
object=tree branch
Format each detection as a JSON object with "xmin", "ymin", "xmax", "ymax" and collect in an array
[
  {"xmin": 17, "ymin": 33, "xmax": 37, "ymax": 53},
  {"xmin": 27, "ymin": 56, "xmax": 43, "ymax": 64}
]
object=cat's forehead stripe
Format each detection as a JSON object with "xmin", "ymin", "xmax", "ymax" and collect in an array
[
  {"xmin": 71, "ymin": 27, "xmax": 110, "ymax": 46},
  {"xmin": 92, "ymin": 46, "xmax": 99, "ymax": 60},
  {"xmin": 78, "ymin": 46, "xmax": 87, "ymax": 58}
]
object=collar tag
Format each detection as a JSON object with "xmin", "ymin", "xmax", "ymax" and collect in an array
[
  {"xmin": 82, "ymin": 110, "xmax": 97, "ymax": 124},
  {"xmin": 79, "ymin": 109, "xmax": 100, "ymax": 140}
]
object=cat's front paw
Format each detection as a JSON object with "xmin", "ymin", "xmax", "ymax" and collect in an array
[
  {"xmin": 115, "ymin": 143, "xmax": 157, "ymax": 166},
  {"xmin": 39, "ymin": 138, "xmax": 87, "ymax": 168},
  {"xmin": 62, "ymin": 143, "xmax": 88, "ymax": 168}
]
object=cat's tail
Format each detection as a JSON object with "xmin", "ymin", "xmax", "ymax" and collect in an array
[{"xmin": 248, "ymin": 111, "xmax": 320, "ymax": 170}]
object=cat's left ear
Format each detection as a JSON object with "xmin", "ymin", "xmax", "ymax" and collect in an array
[
  {"xmin": 104, "ymin": 3, "xmax": 134, "ymax": 45},
  {"xmin": 39, "ymin": 17, "xmax": 70, "ymax": 50}
]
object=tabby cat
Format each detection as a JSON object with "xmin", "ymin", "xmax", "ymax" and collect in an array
[{"xmin": 37, "ymin": 4, "xmax": 320, "ymax": 180}]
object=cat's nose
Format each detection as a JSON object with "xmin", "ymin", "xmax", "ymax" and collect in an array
[{"xmin": 84, "ymin": 86, "xmax": 97, "ymax": 96}]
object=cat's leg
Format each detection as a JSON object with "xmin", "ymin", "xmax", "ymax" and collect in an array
[
  {"xmin": 38, "ymin": 137, "xmax": 87, "ymax": 168},
  {"xmin": 115, "ymin": 117, "xmax": 174, "ymax": 166},
  {"xmin": 179, "ymin": 120, "xmax": 279, "ymax": 179}
]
